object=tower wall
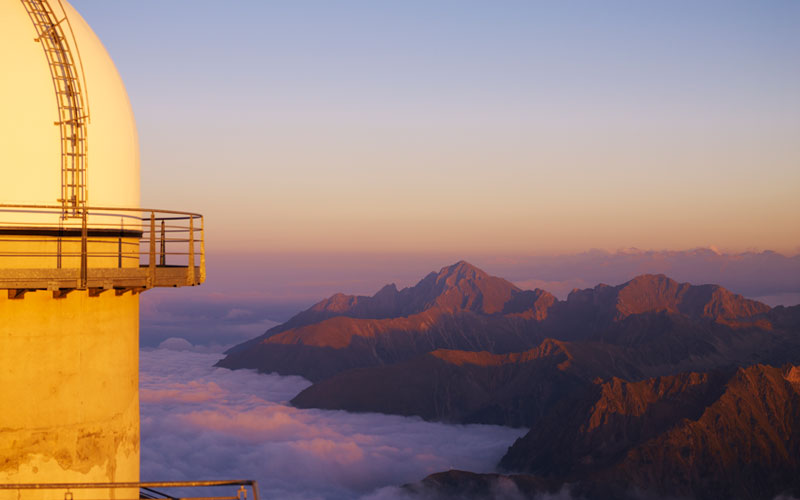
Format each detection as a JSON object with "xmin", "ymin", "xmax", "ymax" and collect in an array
[{"xmin": 0, "ymin": 290, "xmax": 139, "ymax": 490}]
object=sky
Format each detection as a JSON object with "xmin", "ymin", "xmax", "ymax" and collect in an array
[{"xmin": 70, "ymin": 0, "xmax": 800, "ymax": 257}]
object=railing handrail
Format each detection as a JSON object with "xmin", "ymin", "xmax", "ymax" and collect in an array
[
  {"xmin": 0, "ymin": 203, "xmax": 203, "ymax": 218},
  {"xmin": 0, "ymin": 203, "xmax": 205, "ymax": 291},
  {"xmin": 0, "ymin": 480, "xmax": 259, "ymax": 500},
  {"xmin": 0, "ymin": 480, "xmax": 256, "ymax": 489}
]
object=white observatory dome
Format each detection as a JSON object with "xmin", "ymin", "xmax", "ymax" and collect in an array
[{"xmin": 0, "ymin": 0, "xmax": 140, "ymax": 211}]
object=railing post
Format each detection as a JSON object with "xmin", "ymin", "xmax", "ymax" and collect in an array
[
  {"xmin": 187, "ymin": 216, "xmax": 196, "ymax": 286},
  {"xmin": 199, "ymin": 216, "xmax": 205, "ymax": 284},
  {"xmin": 118, "ymin": 218, "xmax": 123, "ymax": 268},
  {"xmin": 57, "ymin": 224, "xmax": 63, "ymax": 269},
  {"xmin": 200, "ymin": 216, "xmax": 206, "ymax": 283},
  {"xmin": 148, "ymin": 212, "xmax": 155, "ymax": 288},
  {"xmin": 159, "ymin": 220, "xmax": 166, "ymax": 266},
  {"xmin": 79, "ymin": 209, "xmax": 87, "ymax": 289}
]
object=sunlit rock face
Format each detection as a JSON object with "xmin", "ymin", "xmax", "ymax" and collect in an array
[{"xmin": 0, "ymin": 0, "xmax": 141, "ymax": 491}]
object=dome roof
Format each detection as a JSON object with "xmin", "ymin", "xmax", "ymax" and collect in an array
[{"xmin": 0, "ymin": 1, "xmax": 139, "ymax": 215}]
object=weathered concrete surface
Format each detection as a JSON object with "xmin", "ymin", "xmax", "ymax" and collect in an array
[{"xmin": 0, "ymin": 289, "xmax": 139, "ymax": 495}]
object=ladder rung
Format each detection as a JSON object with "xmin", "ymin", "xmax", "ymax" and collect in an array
[
  {"xmin": 54, "ymin": 119, "xmax": 87, "ymax": 125},
  {"xmin": 33, "ymin": 19, "xmax": 65, "ymax": 40},
  {"xmin": 40, "ymin": 34, "xmax": 64, "ymax": 42}
]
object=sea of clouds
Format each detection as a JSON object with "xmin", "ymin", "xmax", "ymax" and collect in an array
[{"xmin": 140, "ymin": 345, "xmax": 526, "ymax": 500}]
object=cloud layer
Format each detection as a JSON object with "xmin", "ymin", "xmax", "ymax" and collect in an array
[
  {"xmin": 139, "ymin": 289, "xmax": 289, "ymax": 348},
  {"xmin": 140, "ymin": 348, "xmax": 525, "ymax": 499}
]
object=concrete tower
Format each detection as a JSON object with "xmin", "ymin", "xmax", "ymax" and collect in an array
[{"xmin": 0, "ymin": 0, "xmax": 204, "ymax": 491}]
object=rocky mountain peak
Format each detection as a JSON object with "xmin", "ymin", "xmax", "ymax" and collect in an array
[
  {"xmin": 412, "ymin": 261, "xmax": 521, "ymax": 314},
  {"xmin": 436, "ymin": 260, "xmax": 490, "ymax": 283}
]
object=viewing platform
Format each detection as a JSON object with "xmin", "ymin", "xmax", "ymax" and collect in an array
[{"xmin": 0, "ymin": 203, "xmax": 204, "ymax": 296}]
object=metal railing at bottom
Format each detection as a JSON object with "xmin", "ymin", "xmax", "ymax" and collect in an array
[{"xmin": 0, "ymin": 480, "xmax": 259, "ymax": 500}]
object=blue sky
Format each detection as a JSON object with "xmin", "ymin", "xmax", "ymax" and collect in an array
[{"xmin": 73, "ymin": 0, "xmax": 800, "ymax": 255}]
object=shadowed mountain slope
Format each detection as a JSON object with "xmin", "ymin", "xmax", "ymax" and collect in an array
[
  {"xmin": 495, "ymin": 364, "xmax": 800, "ymax": 500},
  {"xmin": 289, "ymin": 311, "xmax": 799, "ymax": 425},
  {"xmin": 291, "ymin": 339, "xmax": 628, "ymax": 427},
  {"xmin": 400, "ymin": 365, "xmax": 800, "ymax": 500}
]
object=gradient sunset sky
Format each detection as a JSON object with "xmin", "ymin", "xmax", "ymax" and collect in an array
[{"xmin": 73, "ymin": 0, "xmax": 799, "ymax": 256}]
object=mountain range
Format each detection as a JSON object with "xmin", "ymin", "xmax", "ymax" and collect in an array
[
  {"xmin": 218, "ymin": 261, "xmax": 797, "ymax": 387},
  {"xmin": 217, "ymin": 261, "xmax": 800, "ymax": 499}
]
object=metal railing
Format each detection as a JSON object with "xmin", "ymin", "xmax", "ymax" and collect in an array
[
  {"xmin": 0, "ymin": 203, "xmax": 205, "ymax": 294},
  {"xmin": 0, "ymin": 480, "xmax": 258, "ymax": 500}
]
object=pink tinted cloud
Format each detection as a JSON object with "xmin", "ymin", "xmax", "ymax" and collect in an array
[
  {"xmin": 141, "ymin": 381, "xmax": 224, "ymax": 403},
  {"xmin": 290, "ymin": 438, "xmax": 366, "ymax": 465},
  {"xmin": 140, "ymin": 348, "xmax": 526, "ymax": 499},
  {"xmin": 179, "ymin": 406, "xmax": 312, "ymax": 440}
]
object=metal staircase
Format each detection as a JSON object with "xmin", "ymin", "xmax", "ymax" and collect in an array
[{"xmin": 20, "ymin": 0, "xmax": 89, "ymax": 218}]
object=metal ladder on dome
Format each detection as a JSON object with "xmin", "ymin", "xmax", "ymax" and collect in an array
[{"xmin": 20, "ymin": 0, "xmax": 90, "ymax": 219}]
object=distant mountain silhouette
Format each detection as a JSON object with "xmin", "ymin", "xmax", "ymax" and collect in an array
[
  {"xmin": 506, "ymin": 248, "xmax": 800, "ymax": 301},
  {"xmin": 254, "ymin": 260, "xmax": 550, "ymax": 332},
  {"xmin": 218, "ymin": 263, "xmax": 795, "ymax": 383},
  {"xmin": 217, "ymin": 262, "xmax": 555, "ymax": 380},
  {"xmin": 541, "ymin": 273, "xmax": 772, "ymax": 341}
]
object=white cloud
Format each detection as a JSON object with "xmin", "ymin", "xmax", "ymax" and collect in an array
[{"xmin": 140, "ymin": 349, "xmax": 526, "ymax": 500}]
